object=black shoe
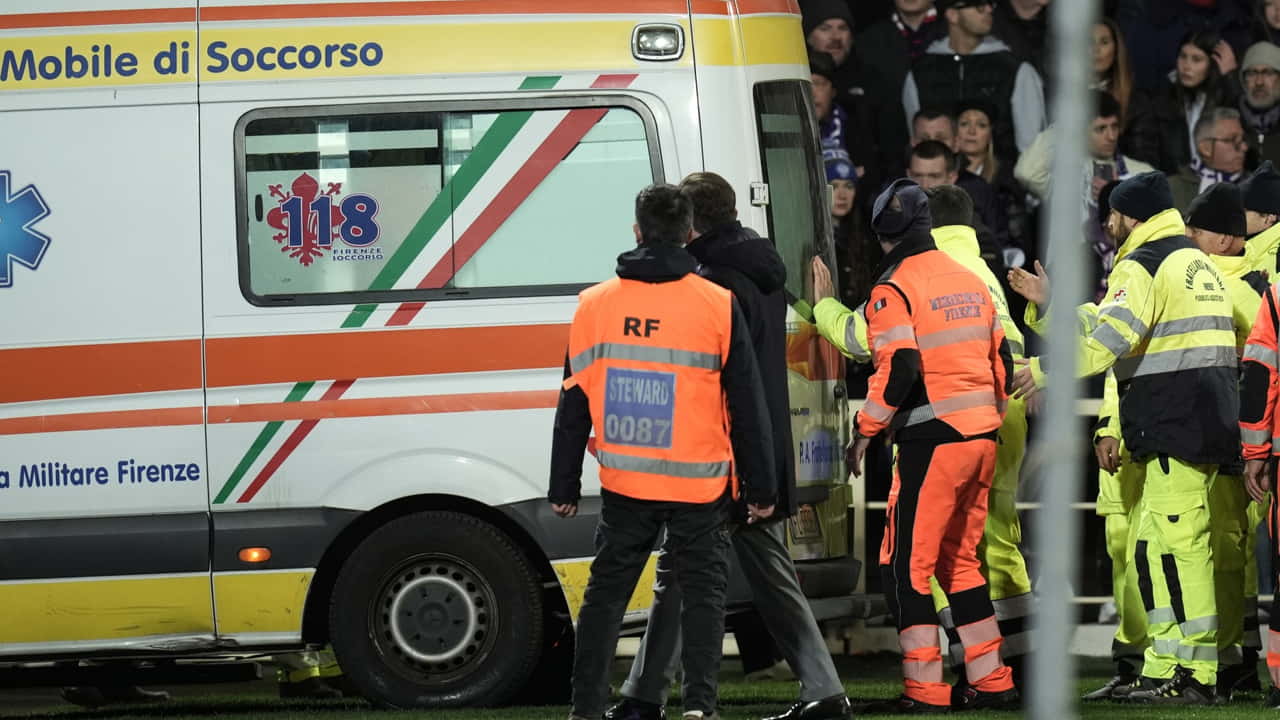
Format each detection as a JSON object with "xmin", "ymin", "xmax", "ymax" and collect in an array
[
  {"xmin": 1110, "ymin": 676, "xmax": 1161, "ymax": 701},
  {"xmin": 1127, "ymin": 666, "xmax": 1218, "ymax": 705},
  {"xmin": 279, "ymin": 676, "xmax": 343, "ymax": 700},
  {"xmin": 1236, "ymin": 665, "xmax": 1264, "ymax": 694},
  {"xmin": 1083, "ymin": 674, "xmax": 1137, "ymax": 701},
  {"xmin": 1266, "ymin": 686, "xmax": 1280, "ymax": 709},
  {"xmin": 952, "ymin": 685, "xmax": 1019, "ymax": 711},
  {"xmin": 1218, "ymin": 663, "xmax": 1262, "ymax": 699},
  {"xmin": 762, "ymin": 694, "xmax": 852, "ymax": 720},
  {"xmin": 860, "ymin": 695, "xmax": 948, "ymax": 714},
  {"xmin": 604, "ymin": 698, "xmax": 667, "ymax": 720}
]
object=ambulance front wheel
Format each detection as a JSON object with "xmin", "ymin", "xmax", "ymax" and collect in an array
[{"xmin": 328, "ymin": 510, "xmax": 543, "ymax": 708}]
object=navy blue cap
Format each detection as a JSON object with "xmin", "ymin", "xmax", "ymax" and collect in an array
[{"xmin": 871, "ymin": 178, "xmax": 932, "ymax": 240}]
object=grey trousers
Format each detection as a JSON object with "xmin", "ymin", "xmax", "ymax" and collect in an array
[
  {"xmin": 621, "ymin": 520, "xmax": 844, "ymax": 705},
  {"xmin": 571, "ymin": 496, "xmax": 730, "ymax": 718}
]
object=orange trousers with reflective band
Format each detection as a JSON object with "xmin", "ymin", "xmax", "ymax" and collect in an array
[{"xmin": 881, "ymin": 436, "xmax": 1013, "ymax": 705}]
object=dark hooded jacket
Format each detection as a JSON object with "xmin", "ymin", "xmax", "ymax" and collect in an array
[{"xmin": 687, "ymin": 222, "xmax": 797, "ymax": 518}]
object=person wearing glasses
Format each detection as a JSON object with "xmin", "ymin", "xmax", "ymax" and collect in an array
[
  {"xmin": 1239, "ymin": 42, "xmax": 1280, "ymax": 168},
  {"xmin": 1169, "ymin": 108, "xmax": 1248, "ymax": 212}
]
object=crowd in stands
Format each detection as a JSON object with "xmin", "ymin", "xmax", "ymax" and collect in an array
[{"xmin": 807, "ymin": 0, "xmax": 1280, "ymax": 335}]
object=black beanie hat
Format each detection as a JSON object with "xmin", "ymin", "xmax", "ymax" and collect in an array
[
  {"xmin": 1241, "ymin": 161, "xmax": 1280, "ymax": 215},
  {"xmin": 1185, "ymin": 182, "xmax": 1247, "ymax": 237},
  {"xmin": 800, "ymin": 0, "xmax": 854, "ymax": 40},
  {"xmin": 872, "ymin": 179, "xmax": 932, "ymax": 240},
  {"xmin": 1108, "ymin": 171, "xmax": 1174, "ymax": 222}
]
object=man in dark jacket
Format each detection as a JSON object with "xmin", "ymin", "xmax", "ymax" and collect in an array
[
  {"xmin": 857, "ymin": 0, "xmax": 946, "ymax": 180},
  {"xmin": 991, "ymin": 0, "xmax": 1049, "ymax": 78},
  {"xmin": 903, "ymin": 0, "xmax": 1046, "ymax": 165},
  {"xmin": 606, "ymin": 174, "xmax": 852, "ymax": 720}
]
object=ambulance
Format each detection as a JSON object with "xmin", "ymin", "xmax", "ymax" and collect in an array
[{"xmin": 0, "ymin": 0, "xmax": 853, "ymax": 708}]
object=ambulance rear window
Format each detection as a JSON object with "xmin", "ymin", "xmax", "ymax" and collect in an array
[
  {"xmin": 753, "ymin": 81, "xmax": 831, "ymax": 304},
  {"xmin": 236, "ymin": 100, "xmax": 660, "ymax": 305}
]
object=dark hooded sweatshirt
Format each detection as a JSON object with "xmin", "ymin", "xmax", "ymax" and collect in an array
[
  {"xmin": 687, "ymin": 222, "xmax": 798, "ymax": 518},
  {"xmin": 548, "ymin": 243, "xmax": 777, "ymax": 509}
]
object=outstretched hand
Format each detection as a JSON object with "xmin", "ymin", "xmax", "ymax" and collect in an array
[
  {"xmin": 1008, "ymin": 260, "xmax": 1051, "ymax": 305},
  {"xmin": 812, "ymin": 256, "xmax": 835, "ymax": 303}
]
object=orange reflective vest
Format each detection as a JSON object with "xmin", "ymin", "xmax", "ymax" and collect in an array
[
  {"xmin": 565, "ymin": 273, "xmax": 735, "ymax": 503},
  {"xmin": 858, "ymin": 238, "xmax": 1009, "ymax": 440},
  {"xmin": 1242, "ymin": 283, "xmax": 1280, "ymax": 460}
]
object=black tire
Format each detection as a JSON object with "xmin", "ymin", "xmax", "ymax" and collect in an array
[{"xmin": 329, "ymin": 510, "xmax": 543, "ymax": 708}]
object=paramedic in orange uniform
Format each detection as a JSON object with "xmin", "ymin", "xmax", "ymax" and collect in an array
[
  {"xmin": 547, "ymin": 184, "xmax": 777, "ymax": 720},
  {"xmin": 846, "ymin": 179, "xmax": 1018, "ymax": 713}
]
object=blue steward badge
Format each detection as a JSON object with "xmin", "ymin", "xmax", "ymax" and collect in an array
[{"xmin": 604, "ymin": 368, "xmax": 675, "ymax": 448}]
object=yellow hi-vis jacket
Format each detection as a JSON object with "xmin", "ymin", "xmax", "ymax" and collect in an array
[
  {"xmin": 1029, "ymin": 209, "xmax": 1239, "ymax": 465},
  {"xmin": 1246, "ymin": 221, "xmax": 1280, "ymax": 277},
  {"xmin": 1094, "ymin": 249, "xmax": 1269, "ymax": 452},
  {"xmin": 814, "ymin": 225, "xmax": 1025, "ymax": 364}
]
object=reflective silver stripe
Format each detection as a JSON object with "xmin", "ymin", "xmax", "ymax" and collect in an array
[
  {"xmin": 1150, "ymin": 315, "xmax": 1234, "ymax": 338},
  {"xmin": 1153, "ymin": 638, "xmax": 1218, "ymax": 662},
  {"xmin": 1179, "ymin": 615, "xmax": 1218, "ymax": 636},
  {"xmin": 900, "ymin": 390, "xmax": 997, "ymax": 427},
  {"xmin": 1092, "ymin": 323, "xmax": 1133, "ymax": 358},
  {"xmin": 1113, "ymin": 345, "xmax": 1238, "ymax": 380},
  {"xmin": 900, "ymin": 404, "xmax": 935, "ymax": 426},
  {"xmin": 1242, "ymin": 427, "xmax": 1272, "ymax": 445},
  {"xmin": 1245, "ymin": 342, "xmax": 1278, "ymax": 365},
  {"xmin": 861, "ymin": 399, "xmax": 895, "ymax": 424},
  {"xmin": 1078, "ymin": 308, "xmax": 1100, "ymax": 334},
  {"xmin": 595, "ymin": 450, "xmax": 729, "ymax": 479},
  {"xmin": 1147, "ymin": 607, "xmax": 1177, "ymax": 625},
  {"xmin": 916, "ymin": 325, "xmax": 990, "ymax": 351},
  {"xmin": 846, "ymin": 304, "xmax": 871, "ymax": 361},
  {"xmin": 992, "ymin": 592, "xmax": 1036, "ymax": 621},
  {"xmin": 1099, "ymin": 304, "xmax": 1149, "ymax": 337},
  {"xmin": 570, "ymin": 342, "xmax": 721, "ymax": 375},
  {"xmin": 872, "ymin": 324, "xmax": 916, "ymax": 352}
]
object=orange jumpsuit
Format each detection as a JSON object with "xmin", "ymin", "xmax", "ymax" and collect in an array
[{"xmin": 858, "ymin": 232, "xmax": 1015, "ymax": 707}]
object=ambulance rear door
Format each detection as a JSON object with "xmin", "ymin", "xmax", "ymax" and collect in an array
[{"xmin": 0, "ymin": 2, "xmax": 215, "ymax": 656}]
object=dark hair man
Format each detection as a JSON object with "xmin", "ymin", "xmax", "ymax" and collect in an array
[
  {"xmin": 549, "ymin": 183, "xmax": 775, "ymax": 720},
  {"xmin": 903, "ymin": 0, "xmax": 1046, "ymax": 164}
]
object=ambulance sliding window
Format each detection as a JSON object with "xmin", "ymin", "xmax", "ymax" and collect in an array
[
  {"xmin": 238, "ymin": 104, "xmax": 656, "ymax": 304},
  {"xmin": 753, "ymin": 81, "xmax": 830, "ymax": 303}
]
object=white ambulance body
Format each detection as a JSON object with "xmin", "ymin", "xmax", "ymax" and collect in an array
[{"xmin": 0, "ymin": 0, "xmax": 852, "ymax": 708}]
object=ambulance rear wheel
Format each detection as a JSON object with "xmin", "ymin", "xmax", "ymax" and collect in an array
[{"xmin": 329, "ymin": 511, "xmax": 543, "ymax": 708}]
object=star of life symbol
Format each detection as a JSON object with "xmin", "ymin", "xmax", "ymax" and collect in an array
[{"xmin": 0, "ymin": 170, "xmax": 51, "ymax": 289}]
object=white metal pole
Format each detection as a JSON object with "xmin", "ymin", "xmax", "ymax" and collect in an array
[{"xmin": 1030, "ymin": 0, "xmax": 1098, "ymax": 717}]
